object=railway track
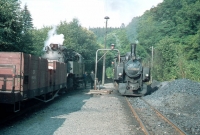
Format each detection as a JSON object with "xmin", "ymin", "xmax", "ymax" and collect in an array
[
  {"xmin": 0, "ymin": 95, "xmax": 63, "ymax": 126},
  {"xmin": 126, "ymin": 97, "xmax": 187, "ymax": 135},
  {"xmin": 0, "ymin": 88, "xmax": 82, "ymax": 126}
]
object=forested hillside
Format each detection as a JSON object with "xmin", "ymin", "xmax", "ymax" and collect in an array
[
  {"xmin": 91, "ymin": 0, "xmax": 200, "ymax": 82},
  {"xmin": 89, "ymin": 27, "xmax": 120, "ymax": 43},
  {"xmin": 129, "ymin": 0, "xmax": 200, "ymax": 81}
]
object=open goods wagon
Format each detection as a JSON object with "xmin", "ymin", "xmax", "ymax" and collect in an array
[{"xmin": 0, "ymin": 52, "xmax": 67, "ymax": 112}]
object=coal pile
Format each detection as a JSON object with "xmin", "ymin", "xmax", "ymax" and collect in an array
[{"xmin": 144, "ymin": 79, "xmax": 200, "ymax": 135}]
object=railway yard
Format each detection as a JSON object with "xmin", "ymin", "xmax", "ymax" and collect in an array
[
  {"xmin": 1, "ymin": 1, "xmax": 200, "ymax": 135},
  {"xmin": 0, "ymin": 79, "xmax": 200, "ymax": 135}
]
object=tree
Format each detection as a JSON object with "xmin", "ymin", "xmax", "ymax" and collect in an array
[
  {"xmin": 31, "ymin": 27, "xmax": 52, "ymax": 56},
  {"xmin": 57, "ymin": 19, "xmax": 100, "ymax": 72},
  {"xmin": 0, "ymin": 0, "xmax": 22, "ymax": 51},
  {"xmin": 125, "ymin": 0, "xmax": 200, "ymax": 82},
  {"xmin": 21, "ymin": 4, "xmax": 33, "ymax": 32},
  {"xmin": 20, "ymin": 4, "xmax": 34, "ymax": 53},
  {"xmin": 153, "ymin": 37, "xmax": 179, "ymax": 81}
]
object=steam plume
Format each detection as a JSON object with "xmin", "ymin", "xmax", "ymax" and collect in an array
[{"xmin": 43, "ymin": 26, "xmax": 64, "ymax": 51}]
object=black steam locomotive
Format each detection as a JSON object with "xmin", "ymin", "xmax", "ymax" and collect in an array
[
  {"xmin": 113, "ymin": 43, "xmax": 150, "ymax": 96},
  {"xmin": 42, "ymin": 43, "xmax": 85, "ymax": 90}
]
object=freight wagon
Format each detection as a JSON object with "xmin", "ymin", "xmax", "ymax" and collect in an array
[{"xmin": 0, "ymin": 52, "xmax": 67, "ymax": 112}]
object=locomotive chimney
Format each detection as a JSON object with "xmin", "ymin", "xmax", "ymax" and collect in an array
[{"xmin": 131, "ymin": 43, "xmax": 136, "ymax": 60}]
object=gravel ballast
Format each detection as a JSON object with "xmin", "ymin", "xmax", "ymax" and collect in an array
[
  {"xmin": 1, "ymin": 79, "xmax": 199, "ymax": 135},
  {"xmin": 128, "ymin": 97, "xmax": 180, "ymax": 135},
  {"xmin": 144, "ymin": 79, "xmax": 200, "ymax": 135},
  {"xmin": 0, "ymin": 84, "xmax": 143, "ymax": 135}
]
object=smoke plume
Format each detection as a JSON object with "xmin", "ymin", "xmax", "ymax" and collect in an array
[{"xmin": 43, "ymin": 26, "xmax": 64, "ymax": 50}]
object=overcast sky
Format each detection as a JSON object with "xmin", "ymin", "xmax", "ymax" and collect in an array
[{"xmin": 20, "ymin": 0, "xmax": 163, "ymax": 29}]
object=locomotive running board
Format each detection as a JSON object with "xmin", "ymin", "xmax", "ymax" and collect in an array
[{"xmin": 34, "ymin": 89, "xmax": 60, "ymax": 103}]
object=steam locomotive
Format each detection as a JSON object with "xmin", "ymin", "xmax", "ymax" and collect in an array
[
  {"xmin": 0, "ymin": 44, "xmax": 84, "ymax": 112},
  {"xmin": 42, "ymin": 43, "xmax": 85, "ymax": 90},
  {"xmin": 113, "ymin": 43, "xmax": 150, "ymax": 96}
]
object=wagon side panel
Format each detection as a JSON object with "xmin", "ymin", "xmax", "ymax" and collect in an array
[{"xmin": 0, "ymin": 52, "xmax": 27, "ymax": 103}]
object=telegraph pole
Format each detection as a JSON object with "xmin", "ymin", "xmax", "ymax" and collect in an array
[
  {"xmin": 151, "ymin": 46, "xmax": 153, "ymax": 83},
  {"xmin": 102, "ymin": 16, "xmax": 109, "ymax": 85}
]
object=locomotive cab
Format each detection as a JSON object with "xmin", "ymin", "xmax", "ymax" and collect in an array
[{"xmin": 113, "ymin": 43, "xmax": 150, "ymax": 96}]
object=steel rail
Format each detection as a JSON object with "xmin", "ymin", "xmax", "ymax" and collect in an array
[
  {"xmin": 140, "ymin": 97, "xmax": 188, "ymax": 135},
  {"xmin": 125, "ymin": 97, "xmax": 150, "ymax": 135}
]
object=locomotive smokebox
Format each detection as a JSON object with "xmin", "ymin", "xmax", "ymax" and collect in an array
[{"xmin": 131, "ymin": 43, "xmax": 136, "ymax": 60}]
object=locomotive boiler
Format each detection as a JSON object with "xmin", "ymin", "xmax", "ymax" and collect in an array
[{"xmin": 113, "ymin": 43, "xmax": 150, "ymax": 96}]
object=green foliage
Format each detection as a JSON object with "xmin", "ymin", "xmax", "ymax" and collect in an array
[
  {"xmin": 31, "ymin": 27, "xmax": 51, "ymax": 56},
  {"xmin": 89, "ymin": 27, "xmax": 120, "ymax": 45},
  {"xmin": 115, "ymin": 29, "xmax": 130, "ymax": 54},
  {"xmin": 19, "ymin": 4, "xmax": 34, "ymax": 54},
  {"xmin": 106, "ymin": 67, "xmax": 113, "ymax": 79},
  {"xmin": 106, "ymin": 34, "xmax": 116, "ymax": 48},
  {"xmin": 126, "ymin": 0, "xmax": 200, "ymax": 82},
  {"xmin": 149, "ymin": 34, "xmax": 200, "ymax": 82},
  {"xmin": 2, "ymin": 0, "xmax": 200, "ymax": 83},
  {"xmin": 0, "ymin": 0, "xmax": 34, "ymax": 53},
  {"xmin": 153, "ymin": 37, "xmax": 179, "ymax": 81},
  {"xmin": 183, "ymin": 33, "xmax": 200, "ymax": 60},
  {"xmin": 184, "ymin": 60, "xmax": 200, "ymax": 82},
  {"xmin": 136, "ymin": 44, "xmax": 149, "ymax": 65},
  {"xmin": 137, "ymin": 12, "xmax": 158, "ymax": 50},
  {"xmin": 126, "ymin": 17, "xmax": 139, "ymax": 42},
  {"xmin": 0, "ymin": 0, "xmax": 23, "ymax": 51},
  {"xmin": 57, "ymin": 19, "xmax": 100, "ymax": 71},
  {"xmin": 21, "ymin": 4, "xmax": 33, "ymax": 32}
]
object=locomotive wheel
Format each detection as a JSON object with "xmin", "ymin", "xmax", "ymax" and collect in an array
[{"xmin": 139, "ymin": 84, "xmax": 147, "ymax": 95}]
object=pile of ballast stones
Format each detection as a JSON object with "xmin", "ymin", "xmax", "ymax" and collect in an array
[{"xmin": 143, "ymin": 79, "xmax": 200, "ymax": 135}]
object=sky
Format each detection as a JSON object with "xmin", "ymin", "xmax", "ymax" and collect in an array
[{"xmin": 20, "ymin": 0, "xmax": 163, "ymax": 29}]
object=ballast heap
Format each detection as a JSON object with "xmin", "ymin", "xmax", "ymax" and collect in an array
[
  {"xmin": 113, "ymin": 43, "xmax": 150, "ymax": 96},
  {"xmin": 42, "ymin": 43, "xmax": 85, "ymax": 90}
]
